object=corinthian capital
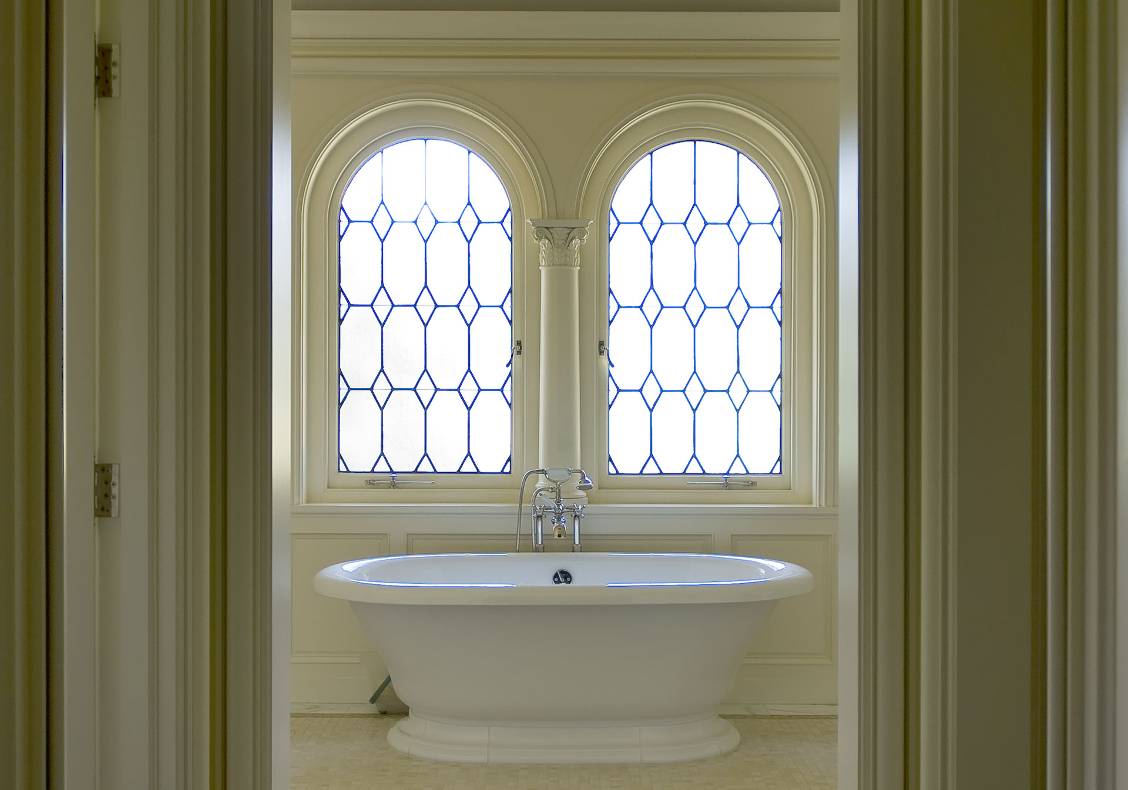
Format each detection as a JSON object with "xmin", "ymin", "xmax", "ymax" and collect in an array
[{"xmin": 528, "ymin": 219, "xmax": 592, "ymax": 269}]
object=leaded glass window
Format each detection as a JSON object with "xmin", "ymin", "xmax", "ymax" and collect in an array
[
  {"xmin": 607, "ymin": 140, "xmax": 783, "ymax": 476},
  {"xmin": 337, "ymin": 138, "xmax": 513, "ymax": 474}
]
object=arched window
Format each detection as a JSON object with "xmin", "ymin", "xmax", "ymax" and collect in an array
[
  {"xmin": 607, "ymin": 140, "xmax": 783, "ymax": 476},
  {"xmin": 337, "ymin": 138, "xmax": 514, "ymax": 474}
]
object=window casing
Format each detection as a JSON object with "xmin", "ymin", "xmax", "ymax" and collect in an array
[
  {"xmin": 301, "ymin": 97, "xmax": 830, "ymax": 505},
  {"xmin": 578, "ymin": 109, "xmax": 828, "ymax": 504},
  {"xmin": 299, "ymin": 102, "xmax": 543, "ymax": 502}
]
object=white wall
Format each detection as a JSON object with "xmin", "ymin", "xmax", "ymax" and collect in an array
[{"xmin": 287, "ymin": 10, "xmax": 840, "ymax": 714}]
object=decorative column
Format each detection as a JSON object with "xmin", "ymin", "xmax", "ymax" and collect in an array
[{"xmin": 529, "ymin": 219, "xmax": 591, "ymax": 477}]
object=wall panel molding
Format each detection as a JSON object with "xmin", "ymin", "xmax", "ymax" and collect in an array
[{"xmin": 733, "ymin": 533, "xmax": 835, "ymax": 666}]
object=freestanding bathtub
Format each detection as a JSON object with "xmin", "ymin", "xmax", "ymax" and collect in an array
[{"xmin": 315, "ymin": 552, "xmax": 813, "ymax": 764}]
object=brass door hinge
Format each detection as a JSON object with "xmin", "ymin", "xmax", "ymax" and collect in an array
[
  {"xmin": 95, "ymin": 463, "xmax": 120, "ymax": 518},
  {"xmin": 95, "ymin": 43, "xmax": 120, "ymax": 99}
]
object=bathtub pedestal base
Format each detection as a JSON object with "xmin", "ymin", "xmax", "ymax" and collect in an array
[{"xmin": 388, "ymin": 711, "xmax": 740, "ymax": 764}]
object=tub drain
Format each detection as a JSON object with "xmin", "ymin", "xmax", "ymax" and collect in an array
[{"xmin": 552, "ymin": 569, "xmax": 573, "ymax": 585}]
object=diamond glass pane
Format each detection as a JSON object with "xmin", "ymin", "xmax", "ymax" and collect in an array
[
  {"xmin": 607, "ymin": 140, "xmax": 783, "ymax": 475},
  {"xmin": 338, "ymin": 139, "xmax": 513, "ymax": 473}
]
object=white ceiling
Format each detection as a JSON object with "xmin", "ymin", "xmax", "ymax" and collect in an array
[{"xmin": 293, "ymin": 1, "xmax": 838, "ymax": 11}]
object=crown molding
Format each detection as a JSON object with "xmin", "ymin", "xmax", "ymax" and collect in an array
[{"xmin": 291, "ymin": 10, "xmax": 840, "ymax": 76}]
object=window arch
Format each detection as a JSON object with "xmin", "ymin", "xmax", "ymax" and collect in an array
[
  {"xmin": 577, "ymin": 96, "xmax": 833, "ymax": 503},
  {"xmin": 607, "ymin": 139, "xmax": 783, "ymax": 476},
  {"xmin": 298, "ymin": 95, "xmax": 548, "ymax": 501},
  {"xmin": 337, "ymin": 138, "xmax": 514, "ymax": 474}
]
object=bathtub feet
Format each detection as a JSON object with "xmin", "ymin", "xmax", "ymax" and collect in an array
[{"xmin": 387, "ymin": 711, "xmax": 740, "ymax": 764}]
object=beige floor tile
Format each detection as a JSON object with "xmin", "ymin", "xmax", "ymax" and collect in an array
[{"xmin": 290, "ymin": 715, "xmax": 836, "ymax": 789}]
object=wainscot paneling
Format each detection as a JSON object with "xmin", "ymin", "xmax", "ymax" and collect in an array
[
  {"xmin": 291, "ymin": 533, "xmax": 391, "ymax": 656},
  {"xmin": 731, "ymin": 533, "xmax": 836, "ymax": 664},
  {"xmin": 405, "ymin": 532, "xmax": 714, "ymax": 554},
  {"xmin": 291, "ymin": 532, "xmax": 392, "ymax": 705}
]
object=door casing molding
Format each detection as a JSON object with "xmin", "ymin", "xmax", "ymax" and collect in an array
[{"xmin": 25, "ymin": 0, "xmax": 1128, "ymax": 786}]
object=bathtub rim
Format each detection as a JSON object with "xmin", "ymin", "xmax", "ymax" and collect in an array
[{"xmin": 314, "ymin": 551, "xmax": 814, "ymax": 606}]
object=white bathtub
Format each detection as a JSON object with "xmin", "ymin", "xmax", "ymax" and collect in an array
[{"xmin": 315, "ymin": 552, "xmax": 813, "ymax": 764}]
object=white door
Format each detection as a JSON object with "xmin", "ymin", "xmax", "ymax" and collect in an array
[
  {"xmin": 54, "ymin": 0, "xmax": 99, "ymax": 786},
  {"xmin": 91, "ymin": 0, "xmax": 169, "ymax": 785}
]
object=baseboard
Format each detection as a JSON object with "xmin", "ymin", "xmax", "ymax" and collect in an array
[
  {"xmin": 716, "ymin": 703, "xmax": 837, "ymax": 717},
  {"xmin": 291, "ymin": 702, "xmax": 385, "ymax": 715}
]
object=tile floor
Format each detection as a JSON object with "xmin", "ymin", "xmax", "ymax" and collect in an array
[{"xmin": 291, "ymin": 714, "xmax": 836, "ymax": 789}]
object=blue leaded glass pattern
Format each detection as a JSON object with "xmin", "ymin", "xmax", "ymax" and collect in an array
[
  {"xmin": 337, "ymin": 138, "xmax": 513, "ymax": 474},
  {"xmin": 607, "ymin": 140, "xmax": 783, "ymax": 476}
]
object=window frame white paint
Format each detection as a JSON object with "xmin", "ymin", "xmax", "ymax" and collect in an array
[
  {"xmin": 577, "ymin": 98, "xmax": 836, "ymax": 505},
  {"xmin": 297, "ymin": 96, "xmax": 550, "ymax": 502},
  {"xmin": 292, "ymin": 18, "xmax": 838, "ymax": 508}
]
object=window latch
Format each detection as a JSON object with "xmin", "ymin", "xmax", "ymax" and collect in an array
[
  {"xmin": 599, "ymin": 340, "xmax": 613, "ymax": 367},
  {"xmin": 507, "ymin": 339, "xmax": 522, "ymax": 368},
  {"xmin": 363, "ymin": 473, "xmax": 436, "ymax": 489},
  {"xmin": 685, "ymin": 475, "xmax": 758, "ymax": 490}
]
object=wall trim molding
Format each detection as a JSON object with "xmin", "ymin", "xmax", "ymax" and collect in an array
[
  {"xmin": 291, "ymin": 503, "xmax": 840, "ymax": 518},
  {"xmin": 292, "ymin": 10, "xmax": 840, "ymax": 43},
  {"xmin": 290, "ymin": 10, "xmax": 840, "ymax": 77},
  {"xmin": 289, "ymin": 701, "xmax": 839, "ymax": 718}
]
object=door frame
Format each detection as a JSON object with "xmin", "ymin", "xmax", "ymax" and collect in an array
[{"xmin": 24, "ymin": 0, "xmax": 1128, "ymax": 786}]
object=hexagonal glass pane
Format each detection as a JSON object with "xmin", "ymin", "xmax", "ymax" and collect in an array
[
  {"xmin": 338, "ymin": 307, "xmax": 381, "ymax": 388},
  {"xmin": 694, "ymin": 141, "xmax": 738, "ymax": 222},
  {"xmin": 609, "ymin": 392, "xmax": 651, "ymax": 475},
  {"xmin": 339, "ymin": 222, "xmax": 381, "ymax": 306},
  {"xmin": 738, "ymin": 224, "xmax": 782, "ymax": 306},
  {"xmin": 652, "ymin": 225, "xmax": 694, "ymax": 307},
  {"xmin": 694, "ymin": 393, "xmax": 737, "ymax": 473},
  {"xmin": 338, "ymin": 138, "xmax": 512, "ymax": 474},
  {"xmin": 425, "ymin": 224, "xmax": 469, "ymax": 305},
  {"xmin": 382, "ymin": 391, "xmax": 425, "ymax": 470},
  {"xmin": 608, "ymin": 224, "xmax": 650, "ymax": 307},
  {"xmin": 695, "ymin": 309, "xmax": 737, "ymax": 390},
  {"xmin": 382, "ymin": 223, "xmax": 425, "ymax": 304},
  {"xmin": 738, "ymin": 392, "xmax": 782, "ymax": 474},
  {"xmin": 737, "ymin": 308, "xmax": 782, "ymax": 390},
  {"xmin": 339, "ymin": 391, "xmax": 381, "ymax": 472},
  {"xmin": 651, "ymin": 141, "xmax": 694, "ymax": 222},
  {"xmin": 425, "ymin": 139, "xmax": 469, "ymax": 221},
  {"xmin": 651, "ymin": 311, "xmax": 693, "ymax": 390},
  {"xmin": 607, "ymin": 308, "xmax": 651, "ymax": 390},
  {"xmin": 469, "ymin": 224, "xmax": 511, "ymax": 307},
  {"xmin": 381, "ymin": 307, "xmax": 425, "ymax": 388},
  {"xmin": 469, "ymin": 391, "xmax": 511, "ymax": 473},
  {"xmin": 382, "ymin": 140, "xmax": 426, "ymax": 221},
  {"xmin": 607, "ymin": 139, "xmax": 782, "ymax": 475},
  {"xmin": 651, "ymin": 393, "xmax": 693, "ymax": 473},
  {"xmin": 695, "ymin": 225, "xmax": 738, "ymax": 307},
  {"xmin": 469, "ymin": 308, "xmax": 511, "ymax": 390},
  {"xmin": 426, "ymin": 391, "xmax": 469, "ymax": 471},
  {"xmin": 425, "ymin": 308, "xmax": 468, "ymax": 389}
]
